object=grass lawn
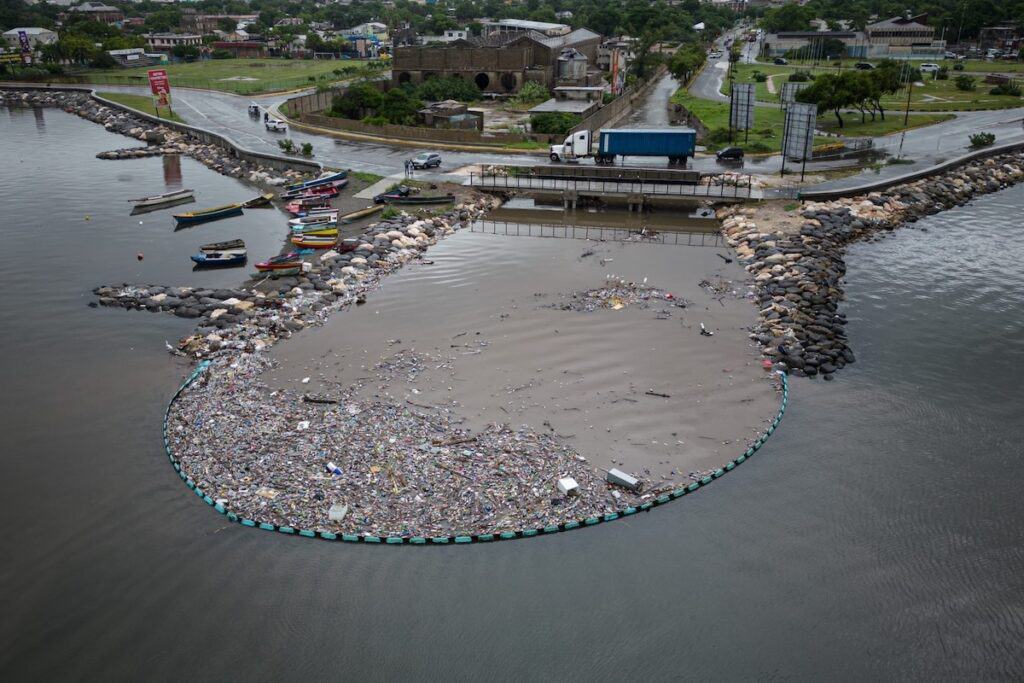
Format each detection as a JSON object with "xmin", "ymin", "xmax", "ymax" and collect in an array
[
  {"xmin": 77, "ymin": 58, "xmax": 373, "ymax": 95},
  {"xmin": 97, "ymin": 91, "xmax": 183, "ymax": 122},
  {"xmin": 726, "ymin": 63, "xmax": 1023, "ymax": 111},
  {"xmin": 671, "ymin": 90, "xmax": 953, "ymax": 153}
]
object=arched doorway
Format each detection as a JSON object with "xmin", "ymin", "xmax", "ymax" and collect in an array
[
  {"xmin": 397, "ymin": 71, "xmax": 412, "ymax": 84},
  {"xmin": 474, "ymin": 72, "xmax": 490, "ymax": 90},
  {"xmin": 500, "ymin": 72, "xmax": 517, "ymax": 92}
]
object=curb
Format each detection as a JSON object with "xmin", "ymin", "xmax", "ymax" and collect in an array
[{"xmin": 164, "ymin": 363, "xmax": 789, "ymax": 546}]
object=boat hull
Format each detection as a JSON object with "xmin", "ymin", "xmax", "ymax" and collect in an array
[{"xmin": 174, "ymin": 205, "xmax": 244, "ymax": 226}]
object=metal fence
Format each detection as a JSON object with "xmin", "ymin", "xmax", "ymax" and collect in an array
[{"xmin": 470, "ymin": 220, "xmax": 725, "ymax": 246}]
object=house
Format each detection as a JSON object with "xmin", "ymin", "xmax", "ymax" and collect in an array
[
  {"xmin": 596, "ymin": 36, "xmax": 633, "ymax": 71},
  {"xmin": 180, "ymin": 13, "xmax": 259, "ymax": 35},
  {"xmin": 275, "ymin": 17, "xmax": 304, "ymax": 27},
  {"xmin": 342, "ymin": 22, "xmax": 388, "ymax": 41},
  {"xmin": 106, "ymin": 47, "xmax": 160, "ymax": 67},
  {"xmin": 481, "ymin": 19, "xmax": 571, "ymax": 38},
  {"xmin": 392, "ymin": 26, "xmax": 602, "ymax": 93},
  {"xmin": 762, "ymin": 30, "xmax": 868, "ymax": 58},
  {"xmin": 528, "ymin": 83, "xmax": 603, "ymax": 117},
  {"xmin": 67, "ymin": 2, "xmax": 124, "ymax": 27},
  {"xmin": 865, "ymin": 12, "xmax": 945, "ymax": 59},
  {"xmin": 144, "ymin": 33, "xmax": 202, "ymax": 52},
  {"xmin": 2, "ymin": 27, "xmax": 58, "ymax": 49},
  {"xmin": 418, "ymin": 28, "xmax": 468, "ymax": 45},
  {"xmin": 418, "ymin": 99, "xmax": 483, "ymax": 130}
]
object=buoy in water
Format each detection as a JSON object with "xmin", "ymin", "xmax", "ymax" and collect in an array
[{"xmin": 137, "ymin": 252, "xmax": 144, "ymax": 261}]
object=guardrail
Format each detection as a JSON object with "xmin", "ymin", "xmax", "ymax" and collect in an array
[{"xmin": 799, "ymin": 139, "xmax": 1024, "ymax": 201}]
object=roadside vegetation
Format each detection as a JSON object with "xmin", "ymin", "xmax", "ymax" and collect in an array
[{"xmin": 96, "ymin": 91, "xmax": 183, "ymax": 122}]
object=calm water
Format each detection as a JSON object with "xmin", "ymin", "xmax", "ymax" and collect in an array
[{"xmin": 3, "ymin": 108, "xmax": 1024, "ymax": 680}]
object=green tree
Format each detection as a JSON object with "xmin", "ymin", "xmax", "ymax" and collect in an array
[
  {"xmin": 760, "ymin": 4, "xmax": 814, "ymax": 32},
  {"xmin": 377, "ymin": 88, "xmax": 422, "ymax": 125},
  {"xmin": 530, "ymin": 111, "xmax": 581, "ymax": 134},
  {"xmin": 217, "ymin": 17, "xmax": 237, "ymax": 33},
  {"xmin": 172, "ymin": 44, "xmax": 200, "ymax": 61},
  {"xmin": 144, "ymin": 7, "xmax": 182, "ymax": 33},
  {"xmin": 796, "ymin": 71, "xmax": 850, "ymax": 127},
  {"xmin": 331, "ymin": 81, "xmax": 382, "ymax": 118},
  {"xmin": 414, "ymin": 76, "xmax": 481, "ymax": 102}
]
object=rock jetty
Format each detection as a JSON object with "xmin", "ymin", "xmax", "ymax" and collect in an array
[
  {"xmin": 722, "ymin": 153, "xmax": 1024, "ymax": 379},
  {"xmin": 0, "ymin": 88, "xmax": 306, "ymax": 186}
]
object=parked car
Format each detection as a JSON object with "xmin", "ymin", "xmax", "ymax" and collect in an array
[
  {"xmin": 919, "ymin": 63, "xmax": 941, "ymax": 73},
  {"xmin": 708, "ymin": 50, "xmax": 723, "ymax": 58},
  {"xmin": 411, "ymin": 152, "xmax": 442, "ymax": 169},
  {"xmin": 773, "ymin": 57, "xmax": 788, "ymax": 65},
  {"xmin": 265, "ymin": 118, "xmax": 288, "ymax": 132},
  {"xmin": 854, "ymin": 62, "xmax": 875, "ymax": 70},
  {"xmin": 716, "ymin": 146, "xmax": 745, "ymax": 161},
  {"xmin": 944, "ymin": 51, "xmax": 959, "ymax": 60}
]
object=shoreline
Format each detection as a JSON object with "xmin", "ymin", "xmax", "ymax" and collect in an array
[{"xmin": 725, "ymin": 153, "xmax": 1024, "ymax": 379}]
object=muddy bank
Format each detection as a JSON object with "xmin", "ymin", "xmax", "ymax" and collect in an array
[{"xmin": 722, "ymin": 153, "xmax": 1024, "ymax": 379}]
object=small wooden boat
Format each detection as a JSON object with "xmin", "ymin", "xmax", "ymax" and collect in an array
[
  {"xmin": 242, "ymin": 193, "xmax": 274, "ymax": 208},
  {"xmin": 174, "ymin": 203, "xmax": 244, "ymax": 226},
  {"xmin": 131, "ymin": 188, "xmax": 194, "ymax": 209},
  {"xmin": 284, "ymin": 170, "xmax": 347, "ymax": 193},
  {"xmin": 294, "ymin": 226, "xmax": 338, "ymax": 237},
  {"xmin": 290, "ymin": 234, "xmax": 337, "ymax": 249},
  {"xmin": 253, "ymin": 266, "xmax": 301, "ymax": 279},
  {"xmin": 374, "ymin": 185, "xmax": 410, "ymax": 204},
  {"xmin": 281, "ymin": 184, "xmax": 341, "ymax": 201},
  {"xmin": 191, "ymin": 249, "xmax": 247, "ymax": 267},
  {"xmin": 286, "ymin": 198, "xmax": 332, "ymax": 216},
  {"xmin": 382, "ymin": 193, "xmax": 455, "ymax": 206},
  {"xmin": 288, "ymin": 212, "xmax": 338, "ymax": 228},
  {"xmin": 255, "ymin": 252, "xmax": 303, "ymax": 272},
  {"xmin": 200, "ymin": 238, "xmax": 245, "ymax": 252},
  {"xmin": 339, "ymin": 204, "xmax": 384, "ymax": 223}
]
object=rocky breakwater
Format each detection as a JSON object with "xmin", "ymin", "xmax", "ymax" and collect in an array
[
  {"xmin": 0, "ymin": 89, "xmax": 306, "ymax": 187},
  {"xmin": 93, "ymin": 196, "xmax": 500, "ymax": 357},
  {"xmin": 721, "ymin": 153, "xmax": 1024, "ymax": 379}
]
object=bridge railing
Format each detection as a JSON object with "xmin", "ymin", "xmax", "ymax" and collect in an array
[{"xmin": 467, "ymin": 172, "xmax": 755, "ymax": 198}]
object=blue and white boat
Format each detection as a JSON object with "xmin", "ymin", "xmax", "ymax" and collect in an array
[
  {"xmin": 190, "ymin": 249, "xmax": 247, "ymax": 268},
  {"xmin": 283, "ymin": 170, "xmax": 348, "ymax": 193}
]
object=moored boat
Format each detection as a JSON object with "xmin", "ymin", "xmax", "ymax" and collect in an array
[
  {"xmin": 241, "ymin": 193, "xmax": 274, "ymax": 208},
  {"xmin": 290, "ymin": 234, "xmax": 337, "ymax": 249},
  {"xmin": 200, "ymin": 238, "xmax": 245, "ymax": 252},
  {"xmin": 281, "ymin": 183, "xmax": 341, "ymax": 201},
  {"xmin": 190, "ymin": 249, "xmax": 247, "ymax": 267},
  {"xmin": 252, "ymin": 265, "xmax": 301, "ymax": 279},
  {"xmin": 255, "ymin": 252, "xmax": 303, "ymax": 271},
  {"xmin": 174, "ymin": 203, "xmax": 244, "ymax": 226},
  {"xmin": 382, "ymin": 193, "xmax": 455, "ymax": 206},
  {"xmin": 285, "ymin": 197, "xmax": 332, "ymax": 216},
  {"xmin": 293, "ymin": 226, "xmax": 338, "ymax": 237},
  {"xmin": 288, "ymin": 212, "xmax": 339, "ymax": 228},
  {"xmin": 283, "ymin": 170, "xmax": 348, "ymax": 193},
  {"xmin": 131, "ymin": 188, "xmax": 195, "ymax": 209}
]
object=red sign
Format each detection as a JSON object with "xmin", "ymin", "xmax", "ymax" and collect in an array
[{"xmin": 147, "ymin": 69, "xmax": 171, "ymax": 107}]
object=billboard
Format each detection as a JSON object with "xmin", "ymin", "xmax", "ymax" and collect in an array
[
  {"xmin": 18, "ymin": 30, "xmax": 32, "ymax": 65},
  {"xmin": 147, "ymin": 69, "xmax": 171, "ymax": 108},
  {"xmin": 729, "ymin": 83, "xmax": 755, "ymax": 131},
  {"xmin": 780, "ymin": 81, "xmax": 808, "ymax": 109},
  {"xmin": 782, "ymin": 102, "xmax": 817, "ymax": 160}
]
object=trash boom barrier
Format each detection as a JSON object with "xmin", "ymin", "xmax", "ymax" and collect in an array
[{"xmin": 165, "ymin": 363, "xmax": 789, "ymax": 545}]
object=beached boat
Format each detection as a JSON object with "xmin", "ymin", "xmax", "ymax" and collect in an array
[
  {"xmin": 283, "ymin": 170, "xmax": 348, "ymax": 193},
  {"xmin": 253, "ymin": 265, "xmax": 301, "ymax": 279},
  {"xmin": 131, "ymin": 188, "xmax": 194, "ymax": 209},
  {"xmin": 173, "ymin": 203, "xmax": 244, "ymax": 226},
  {"xmin": 382, "ymin": 193, "xmax": 455, "ymax": 206},
  {"xmin": 191, "ymin": 249, "xmax": 247, "ymax": 267},
  {"xmin": 339, "ymin": 204, "xmax": 384, "ymax": 223},
  {"xmin": 290, "ymin": 234, "xmax": 337, "ymax": 249},
  {"xmin": 200, "ymin": 239, "xmax": 245, "ymax": 252},
  {"xmin": 294, "ymin": 226, "xmax": 338, "ymax": 237},
  {"xmin": 285, "ymin": 198, "xmax": 332, "ymax": 216},
  {"xmin": 281, "ymin": 183, "xmax": 341, "ymax": 201},
  {"xmin": 255, "ymin": 252, "xmax": 303, "ymax": 271},
  {"xmin": 241, "ymin": 193, "xmax": 274, "ymax": 208},
  {"xmin": 288, "ymin": 212, "xmax": 338, "ymax": 228}
]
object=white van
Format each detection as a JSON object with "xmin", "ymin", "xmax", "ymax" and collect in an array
[{"xmin": 265, "ymin": 118, "xmax": 288, "ymax": 132}]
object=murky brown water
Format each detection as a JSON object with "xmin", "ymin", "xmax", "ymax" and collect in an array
[{"xmin": 267, "ymin": 228, "xmax": 777, "ymax": 482}]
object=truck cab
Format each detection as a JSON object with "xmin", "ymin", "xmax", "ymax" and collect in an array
[{"xmin": 549, "ymin": 130, "xmax": 591, "ymax": 163}]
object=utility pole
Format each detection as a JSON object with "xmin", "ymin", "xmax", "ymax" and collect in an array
[{"xmin": 904, "ymin": 77, "xmax": 914, "ymax": 126}]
